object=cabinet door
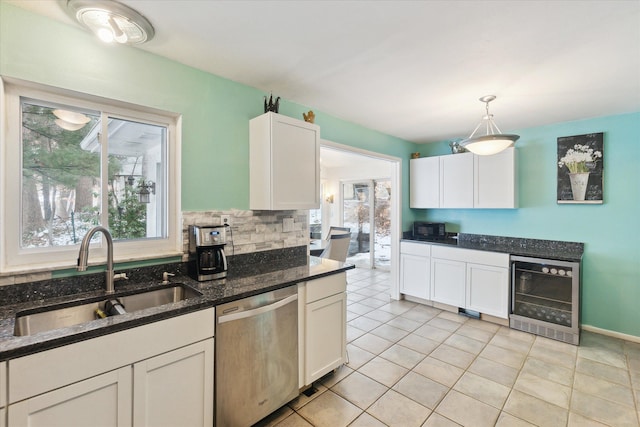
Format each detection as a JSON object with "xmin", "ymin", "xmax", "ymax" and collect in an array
[
  {"xmin": 305, "ymin": 292, "xmax": 346, "ymax": 385},
  {"xmin": 8, "ymin": 367, "xmax": 132, "ymax": 427},
  {"xmin": 431, "ymin": 258, "xmax": 466, "ymax": 307},
  {"xmin": 133, "ymin": 339, "xmax": 214, "ymax": 427},
  {"xmin": 466, "ymin": 263, "xmax": 509, "ymax": 319},
  {"xmin": 400, "ymin": 253, "xmax": 430, "ymax": 300},
  {"xmin": 474, "ymin": 147, "xmax": 517, "ymax": 208},
  {"xmin": 410, "ymin": 157, "xmax": 440, "ymax": 208},
  {"xmin": 440, "ymin": 153, "xmax": 474, "ymax": 208},
  {"xmin": 271, "ymin": 116, "xmax": 319, "ymax": 209}
]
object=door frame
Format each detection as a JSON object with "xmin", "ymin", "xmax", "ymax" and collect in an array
[{"xmin": 320, "ymin": 139, "xmax": 402, "ymax": 300}]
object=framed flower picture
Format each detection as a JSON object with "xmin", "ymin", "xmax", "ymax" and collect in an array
[{"xmin": 557, "ymin": 132, "xmax": 603, "ymax": 204}]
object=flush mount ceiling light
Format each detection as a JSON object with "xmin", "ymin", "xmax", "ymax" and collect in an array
[
  {"xmin": 459, "ymin": 95, "xmax": 520, "ymax": 156},
  {"xmin": 66, "ymin": 0, "xmax": 154, "ymax": 45}
]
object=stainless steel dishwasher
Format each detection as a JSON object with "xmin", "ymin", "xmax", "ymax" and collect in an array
[{"xmin": 215, "ymin": 285, "xmax": 298, "ymax": 426}]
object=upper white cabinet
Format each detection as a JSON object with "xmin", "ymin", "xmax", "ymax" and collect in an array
[
  {"xmin": 474, "ymin": 147, "xmax": 517, "ymax": 208},
  {"xmin": 440, "ymin": 152, "xmax": 474, "ymax": 208},
  {"xmin": 410, "ymin": 148, "xmax": 517, "ymax": 209},
  {"xmin": 410, "ymin": 156, "xmax": 439, "ymax": 208},
  {"xmin": 250, "ymin": 112, "xmax": 320, "ymax": 210}
]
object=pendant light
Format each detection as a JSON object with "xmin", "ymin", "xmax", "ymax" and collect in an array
[
  {"xmin": 66, "ymin": 0, "xmax": 154, "ymax": 45},
  {"xmin": 459, "ymin": 95, "xmax": 519, "ymax": 156}
]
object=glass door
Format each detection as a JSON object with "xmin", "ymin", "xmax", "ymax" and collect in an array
[{"xmin": 342, "ymin": 179, "xmax": 391, "ymax": 269}]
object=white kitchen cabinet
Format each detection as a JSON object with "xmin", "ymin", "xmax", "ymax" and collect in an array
[
  {"xmin": 430, "ymin": 245, "xmax": 509, "ymax": 319},
  {"xmin": 474, "ymin": 147, "xmax": 517, "ymax": 208},
  {"xmin": 8, "ymin": 309, "xmax": 215, "ymax": 427},
  {"xmin": 133, "ymin": 339, "xmax": 214, "ymax": 427},
  {"xmin": 1, "ymin": 361, "xmax": 5, "ymax": 427},
  {"xmin": 440, "ymin": 152, "xmax": 474, "ymax": 208},
  {"xmin": 250, "ymin": 112, "xmax": 320, "ymax": 210},
  {"xmin": 431, "ymin": 257, "xmax": 466, "ymax": 307},
  {"xmin": 410, "ymin": 156, "xmax": 440, "ymax": 208},
  {"xmin": 410, "ymin": 149, "xmax": 516, "ymax": 209},
  {"xmin": 400, "ymin": 241, "xmax": 431, "ymax": 299},
  {"xmin": 8, "ymin": 367, "xmax": 132, "ymax": 427},
  {"xmin": 299, "ymin": 273, "xmax": 347, "ymax": 386},
  {"xmin": 466, "ymin": 263, "xmax": 509, "ymax": 318}
]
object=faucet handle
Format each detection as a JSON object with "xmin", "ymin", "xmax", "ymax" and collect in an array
[
  {"xmin": 114, "ymin": 272, "xmax": 129, "ymax": 281},
  {"xmin": 162, "ymin": 272, "xmax": 175, "ymax": 284}
]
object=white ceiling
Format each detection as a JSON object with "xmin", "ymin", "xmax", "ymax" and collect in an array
[{"xmin": 7, "ymin": 0, "xmax": 640, "ymax": 144}]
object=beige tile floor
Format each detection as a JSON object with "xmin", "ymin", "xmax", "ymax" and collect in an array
[{"xmin": 256, "ymin": 268, "xmax": 640, "ymax": 427}]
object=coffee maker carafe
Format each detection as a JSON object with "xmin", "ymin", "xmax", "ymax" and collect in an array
[{"xmin": 189, "ymin": 225, "xmax": 228, "ymax": 281}]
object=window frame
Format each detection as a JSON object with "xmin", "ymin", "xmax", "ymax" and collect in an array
[{"xmin": 0, "ymin": 77, "xmax": 182, "ymax": 273}]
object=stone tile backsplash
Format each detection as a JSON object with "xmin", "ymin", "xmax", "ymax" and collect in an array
[{"xmin": 182, "ymin": 209, "xmax": 309, "ymax": 260}]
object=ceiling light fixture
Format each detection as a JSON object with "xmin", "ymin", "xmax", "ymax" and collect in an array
[
  {"xmin": 459, "ymin": 95, "xmax": 520, "ymax": 156},
  {"xmin": 66, "ymin": 0, "xmax": 154, "ymax": 45}
]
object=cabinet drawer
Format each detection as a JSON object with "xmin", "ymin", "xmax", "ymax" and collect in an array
[
  {"xmin": 432, "ymin": 246, "xmax": 508, "ymax": 267},
  {"xmin": 306, "ymin": 273, "xmax": 347, "ymax": 303},
  {"xmin": 400, "ymin": 241, "xmax": 431, "ymax": 257}
]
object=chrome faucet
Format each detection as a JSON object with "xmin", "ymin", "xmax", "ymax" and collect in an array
[{"xmin": 77, "ymin": 226, "xmax": 127, "ymax": 294}]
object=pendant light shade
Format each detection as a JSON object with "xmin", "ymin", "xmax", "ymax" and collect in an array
[
  {"xmin": 67, "ymin": 0, "xmax": 154, "ymax": 45},
  {"xmin": 459, "ymin": 95, "xmax": 519, "ymax": 156}
]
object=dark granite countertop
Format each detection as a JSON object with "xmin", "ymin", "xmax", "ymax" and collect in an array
[
  {"xmin": 402, "ymin": 233, "xmax": 584, "ymax": 262},
  {"xmin": 0, "ymin": 249, "xmax": 354, "ymax": 361}
]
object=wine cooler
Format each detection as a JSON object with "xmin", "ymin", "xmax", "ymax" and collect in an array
[{"xmin": 510, "ymin": 255, "xmax": 580, "ymax": 345}]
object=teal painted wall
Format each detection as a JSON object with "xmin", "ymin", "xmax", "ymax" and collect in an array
[
  {"xmin": 416, "ymin": 113, "xmax": 640, "ymax": 337},
  {"xmin": 0, "ymin": 3, "xmax": 420, "ymax": 230}
]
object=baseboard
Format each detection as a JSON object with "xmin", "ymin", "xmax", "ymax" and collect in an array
[{"xmin": 581, "ymin": 324, "xmax": 640, "ymax": 344}]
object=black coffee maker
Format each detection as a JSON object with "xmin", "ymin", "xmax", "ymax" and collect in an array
[{"xmin": 189, "ymin": 225, "xmax": 228, "ymax": 281}]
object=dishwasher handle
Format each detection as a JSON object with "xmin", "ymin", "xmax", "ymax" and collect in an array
[{"xmin": 217, "ymin": 293, "xmax": 298, "ymax": 324}]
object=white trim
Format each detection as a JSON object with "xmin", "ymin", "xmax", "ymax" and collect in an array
[
  {"xmin": 581, "ymin": 324, "xmax": 640, "ymax": 344},
  {"xmin": 0, "ymin": 77, "xmax": 182, "ymax": 273},
  {"xmin": 319, "ymin": 139, "xmax": 402, "ymax": 300}
]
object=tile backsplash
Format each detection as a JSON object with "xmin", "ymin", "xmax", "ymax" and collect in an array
[{"xmin": 181, "ymin": 209, "xmax": 309, "ymax": 260}]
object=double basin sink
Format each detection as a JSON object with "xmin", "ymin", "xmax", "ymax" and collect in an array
[{"xmin": 13, "ymin": 284, "xmax": 202, "ymax": 337}]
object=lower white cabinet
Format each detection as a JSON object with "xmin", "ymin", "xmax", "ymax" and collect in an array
[
  {"xmin": 466, "ymin": 263, "xmax": 509, "ymax": 318},
  {"xmin": 299, "ymin": 273, "xmax": 347, "ymax": 386},
  {"xmin": 9, "ymin": 367, "xmax": 133, "ymax": 427},
  {"xmin": 430, "ymin": 246, "xmax": 510, "ymax": 319},
  {"xmin": 431, "ymin": 257, "xmax": 466, "ymax": 307},
  {"xmin": 1, "ymin": 362, "xmax": 8, "ymax": 427},
  {"xmin": 133, "ymin": 340, "xmax": 214, "ymax": 427},
  {"xmin": 7, "ymin": 309, "xmax": 215, "ymax": 427},
  {"xmin": 400, "ymin": 241, "xmax": 431, "ymax": 300}
]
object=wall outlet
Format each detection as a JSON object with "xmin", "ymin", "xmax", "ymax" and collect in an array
[
  {"xmin": 283, "ymin": 217, "xmax": 294, "ymax": 232},
  {"xmin": 221, "ymin": 215, "xmax": 231, "ymax": 226}
]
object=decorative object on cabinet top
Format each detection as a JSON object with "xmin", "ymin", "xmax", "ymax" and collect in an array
[
  {"xmin": 411, "ymin": 152, "xmax": 421, "ymax": 159},
  {"xmin": 459, "ymin": 95, "xmax": 520, "ymax": 156},
  {"xmin": 303, "ymin": 110, "xmax": 315, "ymax": 123},
  {"xmin": 449, "ymin": 140, "xmax": 468, "ymax": 154},
  {"xmin": 264, "ymin": 93, "xmax": 280, "ymax": 113}
]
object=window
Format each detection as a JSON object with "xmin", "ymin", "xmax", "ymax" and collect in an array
[{"xmin": 1, "ymin": 78, "xmax": 181, "ymax": 272}]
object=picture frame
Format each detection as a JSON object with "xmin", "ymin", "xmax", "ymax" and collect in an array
[{"xmin": 557, "ymin": 132, "xmax": 603, "ymax": 204}]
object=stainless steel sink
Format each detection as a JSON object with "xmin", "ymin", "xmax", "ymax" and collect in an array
[{"xmin": 14, "ymin": 284, "xmax": 202, "ymax": 336}]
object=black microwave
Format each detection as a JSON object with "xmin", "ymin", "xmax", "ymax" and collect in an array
[{"xmin": 413, "ymin": 222, "xmax": 446, "ymax": 240}]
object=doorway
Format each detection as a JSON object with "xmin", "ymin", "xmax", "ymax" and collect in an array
[{"xmin": 317, "ymin": 141, "xmax": 402, "ymax": 300}]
